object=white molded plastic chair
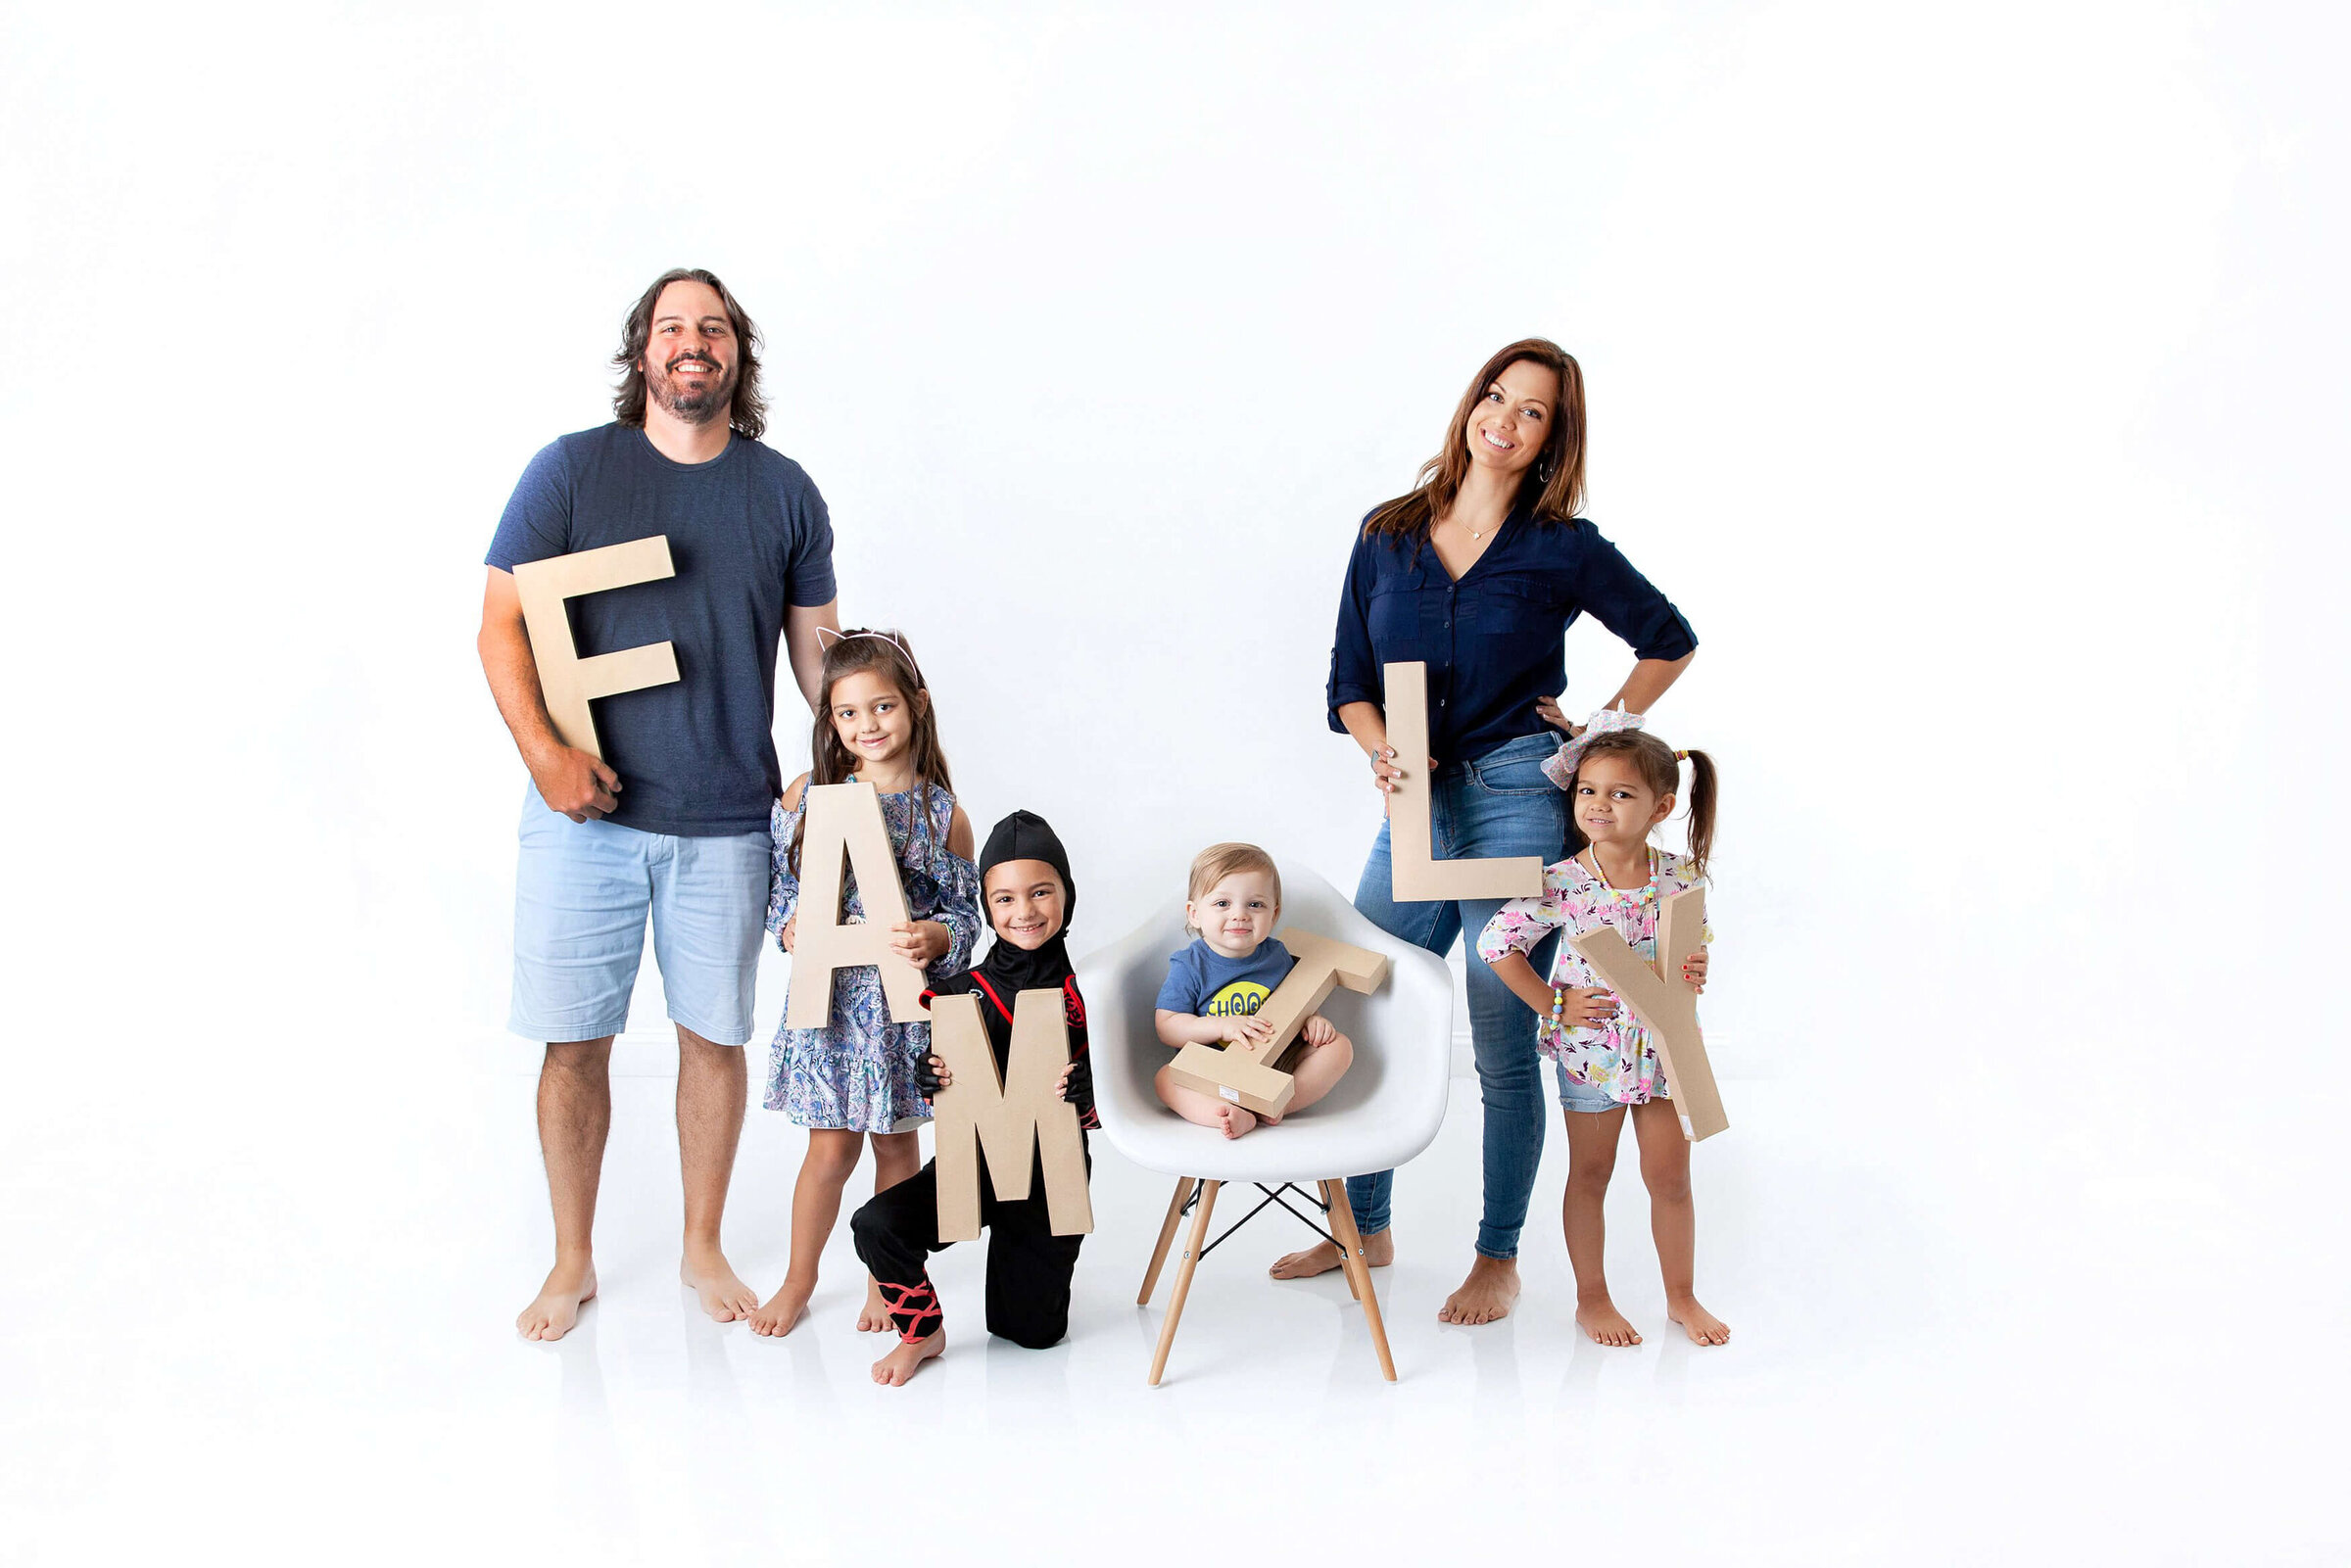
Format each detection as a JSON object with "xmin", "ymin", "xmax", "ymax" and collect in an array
[{"xmin": 1077, "ymin": 863, "xmax": 1453, "ymax": 1384}]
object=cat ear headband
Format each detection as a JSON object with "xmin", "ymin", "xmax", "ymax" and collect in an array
[{"xmin": 816, "ymin": 627, "xmax": 926, "ymax": 687}]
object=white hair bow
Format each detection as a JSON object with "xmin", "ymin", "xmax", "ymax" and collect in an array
[{"xmin": 1540, "ymin": 700, "xmax": 1646, "ymax": 790}]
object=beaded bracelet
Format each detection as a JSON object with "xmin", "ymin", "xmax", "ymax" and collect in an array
[{"xmin": 1549, "ymin": 985, "xmax": 1566, "ymax": 1032}]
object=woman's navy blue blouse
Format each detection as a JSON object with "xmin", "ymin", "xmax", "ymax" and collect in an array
[{"xmin": 1325, "ymin": 504, "xmax": 1697, "ymax": 766}]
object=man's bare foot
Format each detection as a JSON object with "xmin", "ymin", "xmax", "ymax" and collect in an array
[
  {"xmin": 681, "ymin": 1248, "xmax": 759, "ymax": 1323},
  {"xmin": 747, "ymin": 1275, "xmax": 814, "ymax": 1337},
  {"xmin": 1577, "ymin": 1294, "xmax": 1643, "ymax": 1347},
  {"xmin": 1668, "ymin": 1295, "xmax": 1730, "ymax": 1346},
  {"xmin": 516, "ymin": 1258, "xmax": 597, "ymax": 1341},
  {"xmin": 857, "ymin": 1274, "xmax": 892, "ymax": 1332},
  {"xmin": 1270, "ymin": 1226, "xmax": 1395, "ymax": 1280},
  {"xmin": 1217, "ymin": 1105, "xmax": 1259, "ymax": 1139},
  {"xmin": 1437, "ymin": 1255, "xmax": 1521, "ymax": 1325},
  {"xmin": 871, "ymin": 1329, "xmax": 945, "ymax": 1386}
]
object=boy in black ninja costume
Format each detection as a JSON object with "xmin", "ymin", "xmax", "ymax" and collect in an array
[{"xmin": 850, "ymin": 809, "xmax": 1095, "ymax": 1387}]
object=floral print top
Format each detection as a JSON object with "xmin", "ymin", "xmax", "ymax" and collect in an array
[
  {"xmin": 1475, "ymin": 846, "xmax": 1711, "ymax": 1106},
  {"xmin": 764, "ymin": 781, "xmax": 982, "ymax": 1131}
]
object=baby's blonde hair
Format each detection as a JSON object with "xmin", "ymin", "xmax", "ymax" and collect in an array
[{"xmin": 1185, "ymin": 842, "xmax": 1281, "ymax": 928}]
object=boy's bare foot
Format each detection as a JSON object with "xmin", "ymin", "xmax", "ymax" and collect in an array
[
  {"xmin": 680, "ymin": 1248, "xmax": 758, "ymax": 1323},
  {"xmin": 516, "ymin": 1258, "xmax": 597, "ymax": 1341},
  {"xmin": 1577, "ymin": 1294, "xmax": 1643, "ymax": 1347},
  {"xmin": 871, "ymin": 1329, "xmax": 946, "ymax": 1386},
  {"xmin": 1437, "ymin": 1256, "xmax": 1520, "ymax": 1325},
  {"xmin": 747, "ymin": 1275, "xmax": 815, "ymax": 1337},
  {"xmin": 1668, "ymin": 1295, "xmax": 1730, "ymax": 1346},
  {"xmin": 1217, "ymin": 1105, "xmax": 1259, "ymax": 1139},
  {"xmin": 856, "ymin": 1274, "xmax": 892, "ymax": 1332},
  {"xmin": 1270, "ymin": 1226, "xmax": 1394, "ymax": 1280}
]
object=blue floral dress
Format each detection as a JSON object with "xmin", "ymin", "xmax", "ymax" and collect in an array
[{"xmin": 765, "ymin": 782, "xmax": 982, "ymax": 1131}]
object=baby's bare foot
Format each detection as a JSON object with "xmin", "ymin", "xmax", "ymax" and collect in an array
[
  {"xmin": 748, "ymin": 1274, "xmax": 814, "ymax": 1338},
  {"xmin": 1217, "ymin": 1105, "xmax": 1259, "ymax": 1139},
  {"xmin": 871, "ymin": 1329, "xmax": 946, "ymax": 1386},
  {"xmin": 1437, "ymin": 1255, "xmax": 1520, "ymax": 1324},
  {"xmin": 856, "ymin": 1274, "xmax": 892, "ymax": 1333},
  {"xmin": 1577, "ymin": 1294, "xmax": 1643, "ymax": 1347},
  {"xmin": 1668, "ymin": 1295, "xmax": 1730, "ymax": 1346},
  {"xmin": 680, "ymin": 1248, "xmax": 758, "ymax": 1323},
  {"xmin": 1270, "ymin": 1226, "xmax": 1394, "ymax": 1279},
  {"xmin": 516, "ymin": 1258, "xmax": 597, "ymax": 1342}
]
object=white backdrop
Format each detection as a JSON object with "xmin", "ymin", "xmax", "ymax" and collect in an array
[{"xmin": 4, "ymin": 3, "xmax": 2346, "ymax": 1563}]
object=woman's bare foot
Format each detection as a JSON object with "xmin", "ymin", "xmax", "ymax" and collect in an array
[
  {"xmin": 1270, "ymin": 1226, "xmax": 1394, "ymax": 1280},
  {"xmin": 1668, "ymin": 1295, "xmax": 1730, "ymax": 1346},
  {"xmin": 1217, "ymin": 1105, "xmax": 1259, "ymax": 1139},
  {"xmin": 1437, "ymin": 1255, "xmax": 1520, "ymax": 1324},
  {"xmin": 680, "ymin": 1247, "xmax": 758, "ymax": 1323},
  {"xmin": 516, "ymin": 1258, "xmax": 597, "ymax": 1341},
  {"xmin": 871, "ymin": 1329, "xmax": 946, "ymax": 1386},
  {"xmin": 856, "ymin": 1274, "xmax": 892, "ymax": 1332},
  {"xmin": 1576, "ymin": 1294, "xmax": 1643, "ymax": 1346},
  {"xmin": 747, "ymin": 1274, "xmax": 815, "ymax": 1337}
]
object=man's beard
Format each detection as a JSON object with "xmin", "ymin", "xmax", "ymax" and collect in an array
[{"xmin": 648, "ymin": 356, "xmax": 736, "ymax": 425}]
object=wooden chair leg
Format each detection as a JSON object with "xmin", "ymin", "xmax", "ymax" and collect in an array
[
  {"xmin": 1138, "ymin": 1177, "xmax": 1196, "ymax": 1306},
  {"xmin": 1319, "ymin": 1181, "xmax": 1360, "ymax": 1300},
  {"xmin": 1147, "ymin": 1179, "xmax": 1220, "ymax": 1387},
  {"xmin": 1325, "ymin": 1175, "xmax": 1396, "ymax": 1382}
]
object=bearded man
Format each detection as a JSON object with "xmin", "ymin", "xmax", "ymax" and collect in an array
[{"xmin": 478, "ymin": 268, "xmax": 840, "ymax": 1340}]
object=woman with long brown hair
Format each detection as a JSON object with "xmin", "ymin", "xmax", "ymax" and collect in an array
[{"xmin": 1278, "ymin": 340, "xmax": 1698, "ymax": 1326}]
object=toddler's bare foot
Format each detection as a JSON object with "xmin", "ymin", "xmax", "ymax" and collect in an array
[
  {"xmin": 1437, "ymin": 1255, "xmax": 1520, "ymax": 1324},
  {"xmin": 747, "ymin": 1275, "xmax": 815, "ymax": 1337},
  {"xmin": 857, "ymin": 1274, "xmax": 892, "ymax": 1332},
  {"xmin": 871, "ymin": 1329, "xmax": 946, "ymax": 1386},
  {"xmin": 680, "ymin": 1247, "xmax": 758, "ymax": 1323},
  {"xmin": 1668, "ymin": 1295, "xmax": 1730, "ymax": 1346},
  {"xmin": 1270, "ymin": 1226, "xmax": 1394, "ymax": 1280},
  {"xmin": 1217, "ymin": 1105, "xmax": 1259, "ymax": 1139},
  {"xmin": 516, "ymin": 1258, "xmax": 597, "ymax": 1341},
  {"xmin": 1577, "ymin": 1294, "xmax": 1643, "ymax": 1347}
]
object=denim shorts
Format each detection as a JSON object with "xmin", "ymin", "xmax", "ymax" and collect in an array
[
  {"xmin": 1557, "ymin": 1061, "xmax": 1634, "ymax": 1113},
  {"xmin": 507, "ymin": 786, "xmax": 769, "ymax": 1046}
]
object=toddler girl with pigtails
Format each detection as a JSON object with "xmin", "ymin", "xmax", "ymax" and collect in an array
[
  {"xmin": 1476, "ymin": 726, "xmax": 1730, "ymax": 1349},
  {"xmin": 749, "ymin": 628, "xmax": 983, "ymax": 1339}
]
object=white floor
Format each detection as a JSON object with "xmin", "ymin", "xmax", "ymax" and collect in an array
[{"xmin": 3, "ymin": 1032, "xmax": 2342, "ymax": 1567}]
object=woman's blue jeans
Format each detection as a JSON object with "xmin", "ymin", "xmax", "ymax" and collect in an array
[{"xmin": 1345, "ymin": 732, "xmax": 1568, "ymax": 1260}]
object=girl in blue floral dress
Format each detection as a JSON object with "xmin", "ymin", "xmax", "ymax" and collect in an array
[{"xmin": 747, "ymin": 630, "xmax": 982, "ymax": 1339}]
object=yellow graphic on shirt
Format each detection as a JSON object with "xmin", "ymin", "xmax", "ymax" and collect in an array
[{"xmin": 1202, "ymin": 980, "xmax": 1272, "ymax": 1019}]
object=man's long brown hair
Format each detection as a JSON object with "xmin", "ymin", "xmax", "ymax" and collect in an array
[
  {"xmin": 787, "ymin": 630, "xmax": 954, "ymax": 876},
  {"xmin": 1364, "ymin": 338, "xmax": 1587, "ymax": 539},
  {"xmin": 611, "ymin": 266, "xmax": 768, "ymax": 440}
]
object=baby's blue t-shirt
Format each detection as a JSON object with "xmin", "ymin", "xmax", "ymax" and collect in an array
[{"xmin": 1157, "ymin": 937, "xmax": 1297, "ymax": 1019}]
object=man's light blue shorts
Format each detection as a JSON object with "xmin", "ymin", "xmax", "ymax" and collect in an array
[{"xmin": 508, "ymin": 787, "xmax": 769, "ymax": 1047}]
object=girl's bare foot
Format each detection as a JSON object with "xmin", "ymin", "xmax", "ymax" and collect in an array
[
  {"xmin": 1217, "ymin": 1105, "xmax": 1259, "ymax": 1139},
  {"xmin": 871, "ymin": 1329, "xmax": 945, "ymax": 1386},
  {"xmin": 1270, "ymin": 1227, "xmax": 1394, "ymax": 1280},
  {"xmin": 1437, "ymin": 1255, "xmax": 1520, "ymax": 1324},
  {"xmin": 747, "ymin": 1275, "xmax": 815, "ymax": 1337},
  {"xmin": 1668, "ymin": 1295, "xmax": 1730, "ymax": 1346},
  {"xmin": 1577, "ymin": 1294, "xmax": 1643, "ymax": 1347},
  {"xmin": 516, "ymin": 1259, "xmax": 597, "ymax": 1341},
  {"xmin": 856, "ymin": 1274, "xmax": 892, "ymax": 1332},
  {"xmin": 680, "ymin": 1247, "xmax": 758, "ymax": 1323}
]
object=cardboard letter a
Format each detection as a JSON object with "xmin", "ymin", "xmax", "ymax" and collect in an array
[{"xmin": 783, "ymin": 782, "xmax": 929, "ymax": 1029}]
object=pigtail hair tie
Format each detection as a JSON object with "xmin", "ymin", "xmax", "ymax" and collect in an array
[{"xmin": 1674, "ymin": 749, "xmax": 1689, "ymax": 761}]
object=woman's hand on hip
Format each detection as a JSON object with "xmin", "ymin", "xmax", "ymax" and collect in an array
[{"xmin": 1534, "ymin": 694, "xmax": 1583, "ymax": 736}]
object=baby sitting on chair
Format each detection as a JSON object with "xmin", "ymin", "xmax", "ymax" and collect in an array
[{"xmin": 1153, "ymin": 843, "xmax": 1354, "ymax": 1139}]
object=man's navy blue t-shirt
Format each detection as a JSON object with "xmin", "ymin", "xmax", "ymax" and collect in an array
[{"xmin": 486, "ymin": 423, "xmax": 837, "ymax": 837}]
